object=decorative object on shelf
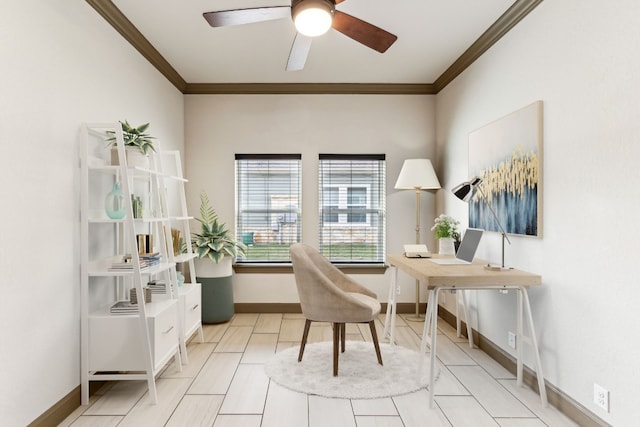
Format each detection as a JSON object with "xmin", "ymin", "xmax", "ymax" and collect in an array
[
  {"xmin": 394, "ymin": 158, "xmax": 441, "ymax": 321},
  {"xmin": 105, "ymin": 120, "xmax": 156, "ymax": 168},
  {"xmin": 171, "ymin": 228, "xmax": 181, "ymax": 254},
  {"xmin": 453, "ymin": 177, "xmax": 512, "ymax": 270},
  {"xmin": 192, "ymin": 191, "xmax": 246, "ymax": 323},
  {"xmin": 176, "ymin": 271, "xmax": 185, "ymax": 287},
  {"xmin": 131, "ymin": 194, "xmax": 143, "ymax": 218},
  {"xmin": 431, "ymin": 214, "xmax": 460, "ymax": 256},
  {"xmin": 105, "ymin": 182, "xmax": 126, "ymax": 219},
  {"xmin": 130, "ymin": 286, "xmax": 152, "ymax": 304},
  {"xmin": 136, "ymin": 234, "xmax": 154, "ymax": 254}
]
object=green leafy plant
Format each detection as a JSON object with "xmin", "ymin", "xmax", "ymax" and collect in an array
[
  {"xmin": 431, "ymin": 214, "xmax": 460, "ymax": 239},
  {"xmin": 192, "ymin": 192, "xmax": 246, "ymax": 264},
  {"xmin": 105, "ymin": 120, "xmax": 156, "ymax": 155}
]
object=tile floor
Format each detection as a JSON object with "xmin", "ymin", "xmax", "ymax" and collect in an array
[{"xmin": 60, "ymin": 313, "xmax": 578, "ymax": 427}]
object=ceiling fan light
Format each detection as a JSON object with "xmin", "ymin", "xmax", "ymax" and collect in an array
[{"xmin": 292, "ymin": 0, "xmax": 334, "ymax": 37}]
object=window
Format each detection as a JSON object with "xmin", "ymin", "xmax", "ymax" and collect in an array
[
  {"xmin": 347, "ymin": 187, "xmax": 367, "ymax": 223},
  {"xmin": 235, "ymin": 154, "xmax": 301, "ymax": 263},
  {"xmin": 318, "ymin": 154, "xmax": 386, "ymax": 264}
]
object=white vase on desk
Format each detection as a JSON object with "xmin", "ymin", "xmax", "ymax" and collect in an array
[{"xmin": 438, "ymin": 237, "xmax": 455, "ymax": 255}]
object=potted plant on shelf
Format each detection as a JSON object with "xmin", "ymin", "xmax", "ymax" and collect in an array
[
  {"xmin": 192, "ymin": 191, "xmax": 246, "ymax": 323},
  {"xmin": 431, "ymin": 214, "xmax": 460, "ymax": 256},
  {"xmin": 105, "ymin": 120, "xmax": 156, "ymax": 168}
]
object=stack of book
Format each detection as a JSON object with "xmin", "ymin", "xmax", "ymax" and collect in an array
[
  {"xmin": 108, "ymin": 253, "xmax": 161, "ymax": 271},
  {"xmin": 108, "ymin": 257, "xmax": 149, "ymax": 271},
  {"xmin": 139, "ymin": 252, "xmax": 161, "ymax": 267},
  {"xmin": 147, "ymin": 280, "xmax": 167, "ymax": 295},
  {"xmin": 110, "ymin": 300, "xmax": 138, "ymax": 315}
]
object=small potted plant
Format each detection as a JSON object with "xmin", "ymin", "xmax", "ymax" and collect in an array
[
  {"xmin": 105, "ymin": 120, "xmax": 156, "ymax": 168},
  {"xmin": 431, "ymin": 214, "xmax": 460, "ymax": 255},
  {"xmin": 192, "ymin": 191, "xmax": 246, "ymax": 323}
]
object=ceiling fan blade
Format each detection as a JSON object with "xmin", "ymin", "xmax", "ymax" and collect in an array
[
  {"xmin": 332, "ymin": 11, "xmax": 397, "ymax": 53},
  {"xmin": 203, "ymin": 6, "xmax": 290, "ymax": 27},
  {"xmin": 286, "ymin": 33, "xmax": 312, "ymax": 71}
]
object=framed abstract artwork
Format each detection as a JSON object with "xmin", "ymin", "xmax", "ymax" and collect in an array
[{"xmin": 468, "ymin": 101, "xmax": 543, "ymax": 237}]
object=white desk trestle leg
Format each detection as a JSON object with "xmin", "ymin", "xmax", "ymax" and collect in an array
[
  {"xmin": 427, "ymin": 288, "xmax": 441, "ymax": 408},
  {"xmin": 420, "ymin": 289, "xmax": 435, "ymax": 354},
  {"xmin": 419, "ymin": 286, "xmax": 547, "ymax": 409},
  {"xmin": 518, "ymin": 286, "xmax": 548, "ymax": 406},
  {"xmin": 383, "ymin": 266, "xmax": 400, "ymax": 345},
  {"xmin": 455, "ymin": 290, "xmax": 474, "ymax": 349}
]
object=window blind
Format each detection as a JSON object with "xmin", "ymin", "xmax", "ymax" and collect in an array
[
  {"xmin": 235, "ymin": 154, "xmax": 301, "ymax": 263},
  {"xmin": 318, "ymin": 154, "xmax": 386, "ymax": 264}
]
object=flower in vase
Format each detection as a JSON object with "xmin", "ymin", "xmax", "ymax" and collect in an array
[{"xmin": 431, "ymin": 214, "xmax": 460, "ymax": 239}]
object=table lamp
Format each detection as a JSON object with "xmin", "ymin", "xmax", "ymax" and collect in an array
[
  {"xmin": 395, "ymin": 159, "xmax": 441, "ymax": 320},
  {"xmin": 452, "ymin": 176, "xmax": 511, "ymax": 269}
]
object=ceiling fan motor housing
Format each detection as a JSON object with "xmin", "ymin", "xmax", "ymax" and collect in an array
[{"xmin": 291, "ymin": 0, "xmax": 336, "ymax": 22}]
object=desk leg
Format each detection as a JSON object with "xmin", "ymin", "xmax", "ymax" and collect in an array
[
  {"xmin": 460, "ymin": 290, "xmax": 474, "ymax": 349},
  {"xmin": 427, "ymin": 288, "xmax": 440, "ymax": 409},
  {"xmin": 383, "ymin": 266, "xmax": 398, "ymax": 345},
  {"xmin": 455, "ymin": 291, "xmax": 461, "ymax": 337},
  {"xmin": 420, "ymin": 289, "xmax": 435, "ymax": 354},
  {"xmin": 516, "ymin": 289, "xmax": 524, "ymax": 386},
  {"xmin": 520, "ymin": 287, "xmax": 548, "ymax": 406}
]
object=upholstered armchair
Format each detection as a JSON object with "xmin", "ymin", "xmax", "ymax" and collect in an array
[{"xmin": 290, "ymin": 243, "xmax": 383, "ymax": 376}]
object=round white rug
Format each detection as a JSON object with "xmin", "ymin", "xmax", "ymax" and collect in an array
[{"xmin": 264, "ymin": 341, "xmax": 438, "ymax": 399}]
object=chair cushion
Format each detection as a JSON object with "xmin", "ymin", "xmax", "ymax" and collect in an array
[{"xmin": 346, "ymin": 292, "xmax": 381, "ymax": 319}]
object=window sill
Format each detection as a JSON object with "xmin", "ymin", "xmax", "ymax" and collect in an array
[{"xmin": 233, "ymin": 263, "xmax": 388, "ymax": 274}]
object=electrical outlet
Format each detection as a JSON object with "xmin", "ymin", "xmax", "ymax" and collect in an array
[
  {"xmin": 594, "ymin": 383, "xmax": 609, "ymax": 412},
  {"xmin": 508, "ymin": 332, "xmax": 516, "ymax": 349}
]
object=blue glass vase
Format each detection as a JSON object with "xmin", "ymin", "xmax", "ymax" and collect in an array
[{"xmin": 105, "ymin": 182, "xmax": 126, "ymax": 219}]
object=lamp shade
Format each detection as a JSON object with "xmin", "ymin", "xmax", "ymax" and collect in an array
[
  {"xmin": 394, "ymin": 159, "xmax": 441, "ymax": 190},
  {"xmin": 451, "ymin": 176, "xmax": 482, "ymax": 202},
  {"xmin": 292, "ymin": 0, "xmax": 334, "ymax": 37}
]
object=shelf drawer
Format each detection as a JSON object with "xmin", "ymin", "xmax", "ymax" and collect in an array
[
  {"xmin": 88, "ymin": 300, "xmax": 178, "ymax": 372},
  {"xmin": 182, "ymin": 283, "xmax": 202, "ymax": 337},
  {"xmin": 153, "ymin": 302, "xmax": 179, "ymax": 364}
]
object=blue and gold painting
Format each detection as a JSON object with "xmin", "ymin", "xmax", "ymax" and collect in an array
[{"xmin": 468, "ymin": 101, "xmax": 543, "ymax": 237}]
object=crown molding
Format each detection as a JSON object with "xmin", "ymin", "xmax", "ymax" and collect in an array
[
  {"xmin": 432, "ymin": 0, "xmax": 544, "ymax": 93},
  {"xmin": 85, "ymin": 0, "xmax": 187, "ymax": 92},
  {"xmin": 86, "ymin": 0, "xmax": 542, "ymax": 95},
  {"xmin": 184, "ymin": 83, "xmax": 435, "ymax": 95}
]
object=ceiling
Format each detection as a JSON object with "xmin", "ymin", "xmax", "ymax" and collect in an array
[{"xmin": 88, "ymin": 0, "xmax": 542, "ymax": 94}]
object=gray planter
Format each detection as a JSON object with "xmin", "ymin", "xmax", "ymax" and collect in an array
[
  {"xmin": 198, "ymin": 276, "xmax": 234, "ymax": 323},
  {"xmin": 194, "ymin": 257, "xmax": 234, "ymax": 324}
]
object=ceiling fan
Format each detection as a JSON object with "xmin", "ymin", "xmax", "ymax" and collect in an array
[{"xmin": 203, "ymin": 0, "xmax": 397, "ymax": 71}]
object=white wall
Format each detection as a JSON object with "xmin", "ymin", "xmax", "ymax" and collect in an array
[
  {"xmin": 0, "ymin": 1, "xmax": 184, "ymax": 425},
  {"xmin": 185, "ymin": 94, "xmax": 438, "ymax": 303},
  {"xmin": 435, "ymin": 1, "xmax": 640, "ymax": 425}
]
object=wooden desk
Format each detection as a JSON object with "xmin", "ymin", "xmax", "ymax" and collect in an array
[{"xmin": 384, "ymin": 253, "xmax": 547, "ymax": 408}]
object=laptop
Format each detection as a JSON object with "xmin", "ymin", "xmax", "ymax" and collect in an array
[{"xmin": 429, "ymin": 228, "xmax": 484, "ymax": 265}]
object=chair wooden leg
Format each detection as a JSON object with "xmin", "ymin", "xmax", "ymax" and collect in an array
[
  {"xmin": 340, "ymin": 323, "xmax": 346, "ymax": 353},
  {"xmin": 298, "ymin": 319, "xmax": 312, "ymax": 362},
  {"xmin": 369, "ymin": 320, "xmax": 383, "ymax": 366},
  {"xmin": 333, "ymin": 322, "xmax": 340, "ymax": 376}
]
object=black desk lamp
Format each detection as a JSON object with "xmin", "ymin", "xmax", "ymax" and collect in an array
[{"xmin": 452, "ymin": 176, "xmax": 511, "ymax": 270}]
